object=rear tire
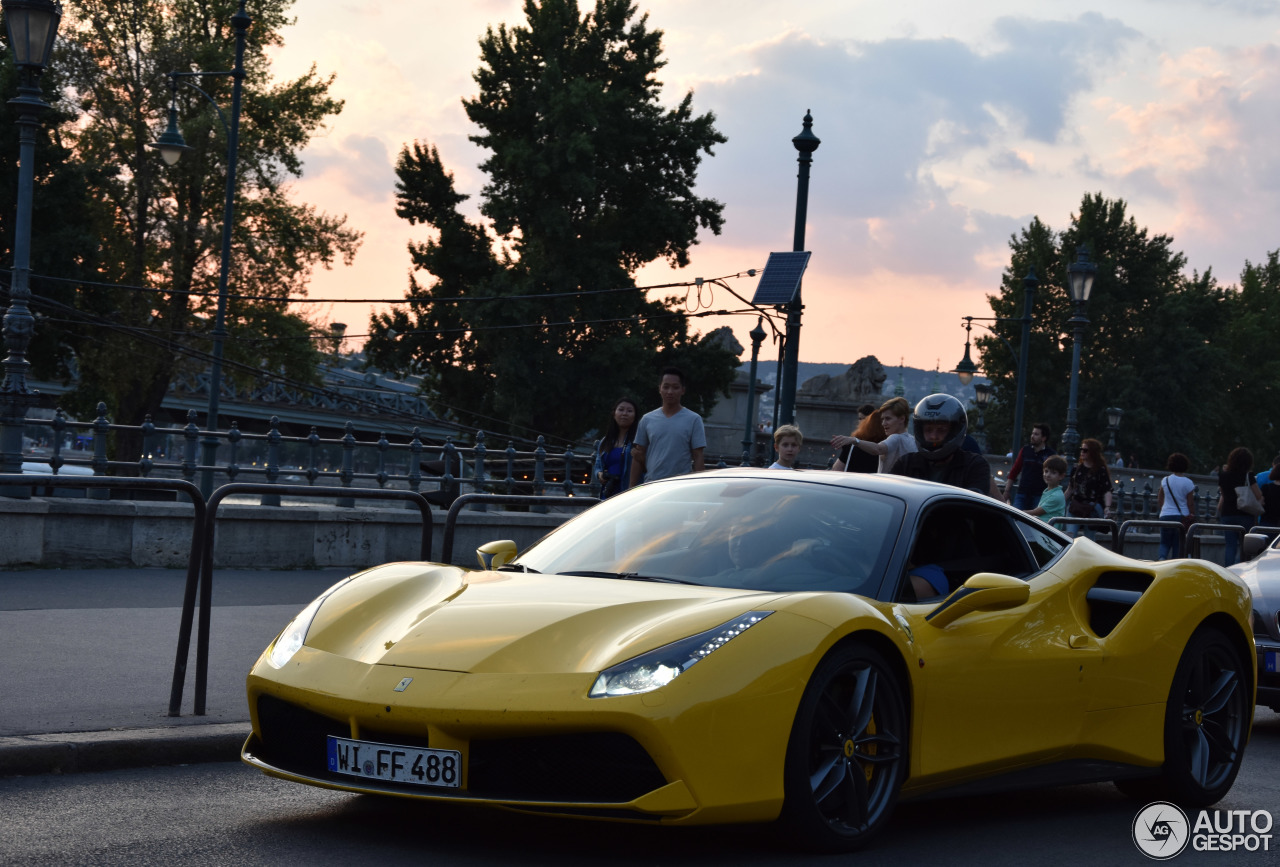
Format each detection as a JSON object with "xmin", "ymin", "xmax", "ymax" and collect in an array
[
  {"xmin": 779, "ymin": 642, "xmax": 907, "ymax": 852},
  {"xmin": 1115, "ymin": 626, "xmax": 1249, "ymax": 806}
]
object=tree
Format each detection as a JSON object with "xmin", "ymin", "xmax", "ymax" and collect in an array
[
  {"xmin": 1218, "ymin": 252, "xmax": 1280, "ymax": 463},
  {"xmin": 364, "ymin": 0, "xmax": 736, "ymax": 444},
  {"xmin": 980, "ymin": 193, "xmax": 1233, "ymax": 470},
  {"xmin": 18, "ymin": 0, "xmax": 361, "ymax": 432}
]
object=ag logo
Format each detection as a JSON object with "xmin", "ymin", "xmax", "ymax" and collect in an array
[{"xmin": 1133, "ymin": 801, "xmax": 1190, "ymax": 859}]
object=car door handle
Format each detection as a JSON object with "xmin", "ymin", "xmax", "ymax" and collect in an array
[{"xmin": 1069, "ymin": 634, "xmax": 1091, "ymax": 649}]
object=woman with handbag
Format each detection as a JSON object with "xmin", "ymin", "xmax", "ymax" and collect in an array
[
  {"xmin": 1156, "ymin": 452, "xmax": 1196, "ymax": 559},
  {"xmin": 594, "ymin": 397, "xmax": 639, "ymax": 499},
  {"xmin": 1216, "ymin": 446, "xmax": 1263, "ymax": 565},
  {"xmin": 1063, "ymin": 438, "xmax": 1113, "ymax": 538}
]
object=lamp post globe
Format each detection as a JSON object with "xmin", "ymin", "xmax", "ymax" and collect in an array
[{"xmin": 1, "ymin": 0, "xmax": 62, "ymax": 496}]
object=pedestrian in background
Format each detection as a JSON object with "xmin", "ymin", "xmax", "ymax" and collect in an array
[
  {"xmin": 1005, "ymin": 422, "xmax": 1056, "ymax": 510},
  {"xmin": 1064, "ymin": 438, "xmax": 1113, "ymax": 537},
  {"xmin": 770, "ymin": 424, "xmax": 803, "ymax": 470},
  {"xmin": 593, "ymin": 396, "xmax": 639, "ymax": 499},
  {"xmin": 1216, "ymin": 446, "xmax": 1262, "ymax": 566},
  {"xmin": 1024, "ymin": 454, "xmax": 1067, "ymax": 521},
  {"xmin": 1261, "ymin": 455, "xmax": 1280, "ymax": 528},
  {"xmin": 830, "ymin": 403, "xmax": 883, "ymax": 472},
  {"xmin": 832, "ymin": 396, "xmax": 916, "ymax": 474},
  {"xmin": 629, "ymin": 367, "xmax": 706, "ymax": 486},
  {"xmin": 1157, "ymin": 452, "xmax": 1196, "ymax": 559}
]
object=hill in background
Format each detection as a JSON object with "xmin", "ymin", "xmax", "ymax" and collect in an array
[{"xmin": 753, "ymin": 360, "xmax": 988, "ymax": 419}]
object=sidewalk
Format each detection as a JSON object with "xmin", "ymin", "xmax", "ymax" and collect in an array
[{"xmin": 0, "ymin": 567, "xmax": 348, "ymax": 776}]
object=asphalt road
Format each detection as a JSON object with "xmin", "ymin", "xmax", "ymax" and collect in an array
[
  {"xmin": 0, "ymin": 568, "xmax": 346, "ymax": 735},
  {"xmin": 2, "ymin": 710, "xmax": 1277, "ymax": 867}
]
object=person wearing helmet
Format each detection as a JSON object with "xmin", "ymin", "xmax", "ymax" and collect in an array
[{"xmin": 890, "ymin": 394, "xmax": 992, "ymax": 496}]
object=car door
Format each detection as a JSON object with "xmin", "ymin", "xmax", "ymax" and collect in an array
[{"xmin": 894, "ymin": 499, "xmax": 1095, "ymax": 781}]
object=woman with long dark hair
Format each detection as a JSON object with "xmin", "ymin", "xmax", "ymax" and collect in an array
[
  {"xmin": 1217, "ymin": 446, "xmax": 1262, "ymax": 565},
  {"xmin": 830, "ymin": 404, "xmax": 885, "ymax": 472},
  {"xmin": 1064, "ymin": 437, "xmax": 1112, "ymax": 537},
  {"xmin": 594, "ymin": 397, "xmax": 639, "ymax": 499}
]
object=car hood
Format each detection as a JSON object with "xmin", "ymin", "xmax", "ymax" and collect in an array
[{"xmin": 302, "ymin": 562, "xmax": 783, "ymax": 674}]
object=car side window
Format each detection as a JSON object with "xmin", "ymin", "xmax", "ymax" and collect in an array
[
  {"xmin": 1014, "ymin": 519, "xmax": 1067, "ymax": 568},
  {"xmin": 898, "ymin": 501, "xmax": 1038, "ymax": 602}
]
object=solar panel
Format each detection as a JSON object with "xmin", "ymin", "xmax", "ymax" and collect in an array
[{"xmin": 751, "ymin": 251, "xmax": 811, "ymax": 305}]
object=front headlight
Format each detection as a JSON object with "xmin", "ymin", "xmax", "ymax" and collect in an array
[
  {"xmin": 589, "ymin": 611, "xmax": 773, "ymax": 698},
  {"xmin": 266, "ymin": 576, "xmax": 354, "ymax": 668}
]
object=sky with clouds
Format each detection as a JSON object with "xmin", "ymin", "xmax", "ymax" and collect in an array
[{"xmin": 267, "ymin": 0, "xmax": 1280, "ymax": 371}]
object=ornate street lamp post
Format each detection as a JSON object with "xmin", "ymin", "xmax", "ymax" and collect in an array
[
  {"xmin": 1, "ymin": 0, "xmax": 62, "ymax": 497},
  {"xmin": 777, "ymin": 110, "xmax": 819, "ymax": 427},
  {"xmin": 1105, "ymin": 406, "xmax": 1123, "ymax": 466},
  {"xmin": 1060, "ymin": 247, "xmax": 1097, "ymax": 467},
  {"xmin": 952, "ymin": 267, "xmax": 1037, "ymax": 456},
  {"xmin": 150, "ymin": 0, "xmax": 250, "ymax": 498},
  {"xmin": 973, "ymin": 382, "xmax": 991, "ymax": 453},
  {"xmin": 741, "ymin": 317, "xmax": 767, "ymax": 466}
]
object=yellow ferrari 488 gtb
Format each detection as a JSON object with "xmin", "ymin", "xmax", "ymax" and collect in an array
[{"xmin": 243, "ymin": 470, "xmax": 1255, "ymax": 851}]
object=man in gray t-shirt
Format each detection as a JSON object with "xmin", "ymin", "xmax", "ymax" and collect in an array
[{"xmin": 630, "ymin": 367, "xmax": 707, "ymax": 485}]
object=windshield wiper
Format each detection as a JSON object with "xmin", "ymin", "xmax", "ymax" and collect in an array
[
  {"xmin": 497, "ymin": 563, "xmax": 540, "ymax": 573},
  {"xmin": 558, "ymin": 570, "xmax": 698, "ymax": 585}
]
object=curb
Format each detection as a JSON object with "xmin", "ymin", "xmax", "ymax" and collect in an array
[{"xmin": 0, "ymin": 723, "xmax": 250, "ymax": 777}]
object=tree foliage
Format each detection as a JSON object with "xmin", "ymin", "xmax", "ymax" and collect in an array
[
  {"xmin": 979, "ymin": 193, "xmax": 1254, "ymax": 471},
  {"xmin": 364, "ymin": 0, "xmax": 736, "ymax": 444},
  {"xmin": 4, "ymin": 0, "xmax": 362, "ymax": 428}
]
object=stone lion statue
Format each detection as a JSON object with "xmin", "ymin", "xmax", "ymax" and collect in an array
[{"xmin": 798, "ymin": 356, "xmax": 886, "ymax": 403}]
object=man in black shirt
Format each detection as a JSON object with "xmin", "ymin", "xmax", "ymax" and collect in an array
[
  {"xmin": 1004, "ymin": 423, "xmax": 1056, "ymax": 509},
  {"xmin": 891, "ymin": 394, "xmax": 991, "ymax": 496}
]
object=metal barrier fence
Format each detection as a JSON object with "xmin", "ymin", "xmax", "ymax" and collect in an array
[
  {"xmin": 0, "ymin": 474, "xmax": 207, "ymax": 717},
  {"xmin": 185, "ymin": 484, "xmax": 435, "ymax": 716},
  {"xmin": 1048, "ymin": 514, "xmax": 1275, "ymax": 562},
  {"xmin": 16, "ymin": 405, "xmax": 603, "ymax": 503},
  {"xmin": 440, "ymin": 493, "xmax": 600, "ymax": 565}
]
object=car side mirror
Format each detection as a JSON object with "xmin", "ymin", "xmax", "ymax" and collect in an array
[
  {"xmin": 925, "ymin": 573, "xmax": 1031, "ymax": 629},
  {"xmin": 477, "ymin": 540, "xmax": 518, "ymax": 571},
  {"xmin": 1242, "ymin": 533, "xmax": 1270, "ymax": 562}
]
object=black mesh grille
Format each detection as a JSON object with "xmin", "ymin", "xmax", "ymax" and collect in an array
[
  {"xmin": 468, "ymin": 732, "xmax": 667, "ymax": 802},
  {"xmin": 255, "ymin": 694, "xmax": 349, "ymax": 778},
  {"xmin": 254, "ymin": 696, "xmax": 667, "ymax": 803}
]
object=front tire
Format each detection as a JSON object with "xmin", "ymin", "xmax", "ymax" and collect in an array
[
  {"xmin": 779, "ymin": 642, "xmax": 907, "ymax": 852},
  {"xmin": 1117, "ymin": 625, "xmax": 1249, "ymax": 806}
]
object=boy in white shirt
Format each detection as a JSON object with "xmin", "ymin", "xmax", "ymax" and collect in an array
[{"xmin": 770, "ymin": 425, "xmax": 802, "ymax": 469}]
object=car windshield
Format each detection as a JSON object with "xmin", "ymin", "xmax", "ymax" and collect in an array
[{"xmin": 517, "ymin": 476, "xmax": 902, "ymax": 594}]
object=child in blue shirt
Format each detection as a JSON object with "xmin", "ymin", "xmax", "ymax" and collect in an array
[{"xmin": 1026, "ymin": 455, "xmax": 1067, "ymax": 521}]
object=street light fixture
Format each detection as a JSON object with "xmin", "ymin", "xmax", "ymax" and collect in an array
[
  {"xmin": 1060, "ymin": 246, "xmax": 1097, "ymax": 466},
  {"xmin": 1105, "ymin": 406, "xmax": 1123, "ymax": 465},
  {"xmin": 954, "ymin": 319, "xmax": 979, "ymax": 386},
  {"xmin": 951, "ymin": 266, "xmax": 1037, "ymax": 457},
  {"xmin": 1, "ymin": 0, "xmax": 62, "ymax": 497},
  {"xmin": 150, "ymin": 0, "xmax": 250, "ymax": 498},
  {"xmin": 973, "ymin": 382, "xmax": 991, "ymax": 453},
  {"xmin": 741, "ymin": 316, "xmax": 768, "ymax": 466}
]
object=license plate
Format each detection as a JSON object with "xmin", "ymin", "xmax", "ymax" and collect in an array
[
  {"xmin": 1267, "ymin": 651, "xmax": 1278, "ymax": 674},
  {"xmin": 327, "ymin": 736, "xmax": 462, "ymax": 788}
]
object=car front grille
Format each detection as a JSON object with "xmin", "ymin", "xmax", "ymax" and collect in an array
[
  {"xmin": 253, "ymin": 695, "xmax": 667, "ymax": 804},
  {"xmin": 467, "ymin": 732, "xmax": 668, "ymax": 802}
]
